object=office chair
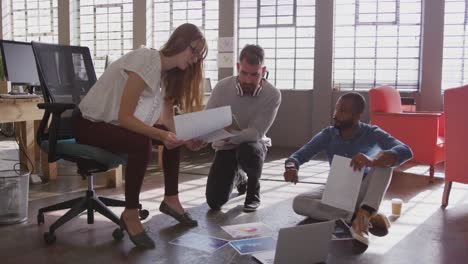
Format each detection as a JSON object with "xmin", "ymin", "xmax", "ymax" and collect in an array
[{"xmin": 32, "ymin": 41, "xmax": 148, "ymax": 244}]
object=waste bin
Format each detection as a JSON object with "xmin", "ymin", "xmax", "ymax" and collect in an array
[{"xmin": 0, "ymin": 170, "xmax": 30, "ymax": 224}]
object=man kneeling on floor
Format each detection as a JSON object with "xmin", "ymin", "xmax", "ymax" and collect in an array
[
  {"xmin": 283, "ymin": 92, "xmax": 413, "ymax": 246},
  {"xmin": 205, "ymin": 44, "xmax": 281, "ymax": 212}
]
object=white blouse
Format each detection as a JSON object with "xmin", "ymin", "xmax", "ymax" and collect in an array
[{"xmin": 79, "ymin": 48, "xmax": 163, "ymax": 126}]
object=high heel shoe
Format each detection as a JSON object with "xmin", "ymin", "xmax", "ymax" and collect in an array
[
  {"xmin": 120, "ymin": 215, "xmax": 155, "ymax": 249},
  {"xmin": 159, "ymin": 201, "xmax": 198, "ymax": 227}
]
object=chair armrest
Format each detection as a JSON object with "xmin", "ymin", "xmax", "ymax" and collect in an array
[
  {"xmin": 36, "ymin": 102, "xmax": 76, "ymax": 162},
  {"xmin": 37, "ymin": 102, "xmax": 76, "ymax": 113}
]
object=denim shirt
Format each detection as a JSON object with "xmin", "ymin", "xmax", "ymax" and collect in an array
[{"xmin": 286, "ymin": 122, "xmax": 413, "ymax": 171}]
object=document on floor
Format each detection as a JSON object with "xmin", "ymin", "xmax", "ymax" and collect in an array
[
  {"xmin": 174, "ymin": 105, "xmax": 234, "ymax": 143},
  {"xmin": 321, "ymin": 155, "xmax": 364, "ymax": 212},
  {"xmin": 169, "ymin": 232, "xmax": 229, "ymax": 253},
  {"xmin": 221, "ymin": 222, "xmax": 273, "ymax": 238},
  {"xmin": 229, "ymin": 236, "xmax": 277, "ymax": 255}
]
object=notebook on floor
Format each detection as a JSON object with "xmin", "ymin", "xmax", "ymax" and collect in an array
[{"xmin": 253, "ymin": 220, "xmax": 335, "ymax": 264}]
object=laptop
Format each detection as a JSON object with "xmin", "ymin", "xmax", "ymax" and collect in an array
[{"xmin": 253, "ymin": 220, "xmax": 335, "ymax": 264}]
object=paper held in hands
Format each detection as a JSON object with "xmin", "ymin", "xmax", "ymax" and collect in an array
[
  {"xmin": 174, "ymin": 106, "xmax": 234, "ymax": 143},
  {"xmin": 321, "ymin": 155, "xmax": 364, "ymax": 212}
]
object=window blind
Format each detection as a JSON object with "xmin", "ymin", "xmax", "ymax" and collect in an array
[
  {"xmin": 237, "ymin": 0, "xmax": 315, "ymax": 90},
  {"xmin": 333, "ymin": 0, "xmax": 422, "ymax": 91},
  {"xmin": 74, "ymin": 0, "xmax": 133, "ymax": 76},
  {"xmin": 151, "ymin": 0, "xmax": 219, "ymax": 83},
  {"xmin": 1, "ymin": 0, "xmax": 58, "ymax": 42},
  {"xmin": 442, "ymin": 0, "xmax": 468, "ymax": 90}
]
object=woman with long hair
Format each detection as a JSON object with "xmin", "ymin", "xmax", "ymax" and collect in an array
[{"xmin": 73, "ymin": 23, "xmax": 207, "ymax": 249}]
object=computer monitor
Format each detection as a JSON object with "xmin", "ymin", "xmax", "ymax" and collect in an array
[
  {"xmin": 204, "ymin": 78, "xmax": 212, "ymax": 94},
  {"xmin": 0, "ymin": 40, "xmax": 41, "ymax": 90}
]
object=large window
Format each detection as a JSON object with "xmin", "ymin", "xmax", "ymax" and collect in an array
[
  {"xmin": 1, "ymin": 0, "xmax": 58, "ymax": 42},
  {"xmin": 237, "ymin": 0, "xmax": 315, "ymax": 90},
  {"xmin": 442, "ymin": 0, "xmax": 468, "ymax": 90},
  {"xmin": 333, "ymin": 0, "xmax": 422, "ymax": 91},
  {"xmin": 150, "ymin": 0, "xmax": 219, "ymax": 83},
  {"xmin": 73, "ymin": 0, "xmax": 133, "ymax": 76}
]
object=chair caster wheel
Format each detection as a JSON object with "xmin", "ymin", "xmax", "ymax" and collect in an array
[
  {"xmin": 44, "ymin": 232, "xmax": 56, "ymax": 244},
  {"xmin": 37, "ymin": 213, "xmax": 44, "ymax": 225},
  {"xmin": 139, "ymin": 209, "xmax": 149, "ymax": 220},
  {"xmin": 112, "ymin": 228, "xmax": 124, "ymax": 241}
]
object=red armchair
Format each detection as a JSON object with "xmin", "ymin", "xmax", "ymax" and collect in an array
[
  {"xmin": 442, "ymin": 85, "xmax": 468, "ymax": 207},
  {"xmin": 369, "ymin": 86, "xmax": 445, "ymax": 182}
]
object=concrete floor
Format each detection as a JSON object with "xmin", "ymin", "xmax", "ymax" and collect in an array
[{"xmin": 1, "ymin": 137, "xmax": 468, "ymax": 264}]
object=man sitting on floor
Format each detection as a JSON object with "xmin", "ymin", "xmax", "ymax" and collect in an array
[{"xmin": 283, "ymin": 92, "xmax": 413, "ymax": 246}]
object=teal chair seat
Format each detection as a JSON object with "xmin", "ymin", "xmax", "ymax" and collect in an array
[{"xmin": 40, "ymin": 139, "xmax": 127, "ymax": 169}]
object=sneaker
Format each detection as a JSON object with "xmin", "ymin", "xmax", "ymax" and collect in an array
[
  {"xmin": 369, "ymin": 212, "xmax": 391, "ymax": 237},
  {"xmin": 243, "ymin": 200, "xmax": 260, "ymax": 212},
  {"xmin": 350, "ymin": 208, "xmax": 371, "ymax": 246}
]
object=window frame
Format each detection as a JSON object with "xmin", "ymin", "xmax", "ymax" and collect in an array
[
  {"xmin": 237, "ymin": 0, "xmax": 315, "ymax": 90},
  {"xmin": 1, "ymin": 0, "xmax": 58, "ymax": 42},
  {"xmin": 441, "ymin": 0, "xmax": 468, "ymax": 90},
  {"xmin": 150, "ymin": 0, "xmax": 219, "ymax": 83},
  {"xmin": 333, "ymin": 0, "xmax": 422, "ymax": 92},
  {"xmin": 73, "ymin": 0, "xmax": 134, "ymax": 76}
]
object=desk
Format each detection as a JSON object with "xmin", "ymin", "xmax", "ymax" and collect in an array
[
  {"xmin": 0, "ymin": 97, "xmax": 57, "ymax": 181},
  {"xmin": 0, "ymin": 98, "xmax": 122, "ymax": 188}
]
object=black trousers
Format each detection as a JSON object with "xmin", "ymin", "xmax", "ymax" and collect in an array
[{"xmin": 205, "ymin": 142, "xmax": 266, "ymax": 209}]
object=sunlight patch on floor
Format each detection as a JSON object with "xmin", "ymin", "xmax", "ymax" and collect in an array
[{"xmin": 366, "ymin": 183, "xmax": 468, "ymax": 255}]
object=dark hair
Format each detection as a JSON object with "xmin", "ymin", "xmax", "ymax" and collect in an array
[
  {"xmin": 239, "ymin": 44, "xmax": 264, "ymax": 65},
  {"xmin": 341, "ymin": 92, "xmax": 366, "ymax": 115},
  {"xmin": 160, "ymin": 23, "xmax": 208, "ymax": 112}
]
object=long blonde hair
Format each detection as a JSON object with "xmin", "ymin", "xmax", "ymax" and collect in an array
[{"xmin": 160, "ymin": 23, "xmax": 208, "ymax": 113}]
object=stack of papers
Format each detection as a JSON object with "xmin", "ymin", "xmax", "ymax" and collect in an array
[{"xmin": 174, "ymin": 105, "xmax": 234, "ymax": 142}]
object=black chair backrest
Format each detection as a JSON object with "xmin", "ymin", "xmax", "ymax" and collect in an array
[{"xmin": 32, "ymin": 42, "xmax": 97, "ymax": 138}]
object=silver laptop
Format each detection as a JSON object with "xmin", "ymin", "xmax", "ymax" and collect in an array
[{"xmin": 253, "ymin": 221, "xmax": 335, "ymax": 264}]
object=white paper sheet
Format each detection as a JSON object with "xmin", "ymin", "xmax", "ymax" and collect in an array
[
  {"xmin": 321, "ymin": 155, "xmax": 364, "ymax": 212},
  {"xmin": 217, "ymin": 53, "xmax": 233, "ymax": 68},
  {"xmin": 197, "ymin": 128, "xmax": 233, "ymax": 143},
  {"xmin": 218, "ymin": 37, "xmax": 234, "ymax": 52},
  {"xmin": 221, "ymin": 222, "xmax": 273, "ymax": 238},
  {"xmin": 174, "ymin": 106, "xmax": 232, "ymax": 141}
]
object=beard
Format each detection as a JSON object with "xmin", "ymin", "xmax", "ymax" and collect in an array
[
  {"xmin": 239, "ymin": 82, "xmax": 257, "ymax": 95},
  {"xmin": 333, "ymin": 118, "xmax": 354, "ymax": 130}
]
